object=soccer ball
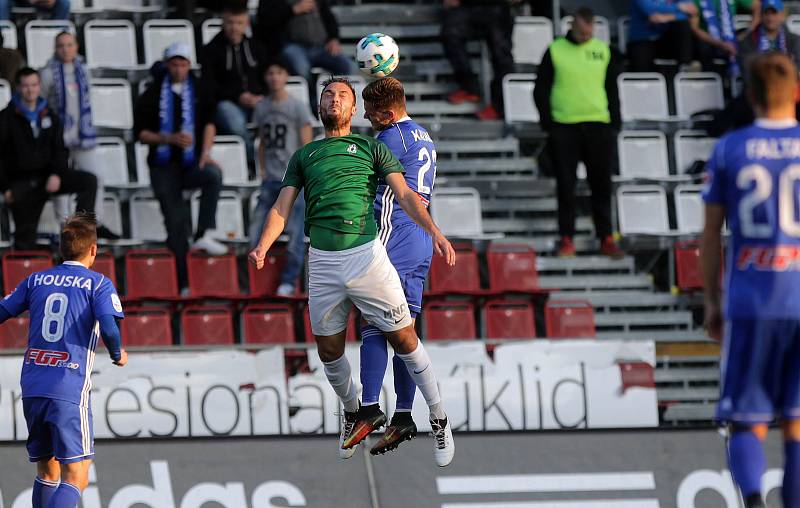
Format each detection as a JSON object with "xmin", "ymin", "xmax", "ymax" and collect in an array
[{"xmin": 356, "ymin": 33, "xmax": 399, "ymax": 78}]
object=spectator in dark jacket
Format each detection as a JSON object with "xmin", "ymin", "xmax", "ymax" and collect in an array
[
  {"xmin": 0, "ymin": 67, "xmax": 97, "ymax": 250},
  {"xmin": 628, "ymin": 0, "xmax": 698, "ymax": 71},
  {"xmin": 201, "ymin": 3, "xmax": 268, "ymax": 171},
  {"xmin": 0, "ymin": 30, "xmax": 25, "ymax": 84},
  {"xmin": 134, "ymin": 43, "xmax": 226, "ymax": 294},
  {"xmin": 256, "ymin": 0, "xmax": 356, "ymax": 88}
]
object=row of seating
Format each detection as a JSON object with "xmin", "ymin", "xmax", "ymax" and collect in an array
[{"xmin": 617, "ymin": 184, "xmax": 703, "ymax": 236}]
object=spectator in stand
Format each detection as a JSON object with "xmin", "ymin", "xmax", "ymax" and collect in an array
[
  {"xmin": 441, "ymin": 0, "xmax": 516, "ymax": 120},
  {"xmin": 39, "ymin": 32, "xmax": 120, "ymax": 239},
  {"xmin": 201, "ymin": 2, "xmax": 268, "ymax": 172},
  {"xmin": 534, "ymin": 7, "xmax": 624, "ymax": 259},
  {"xmin": 0, "ymin": 31, "xmax": 25, "ymax": 84},
  {"xmin": 690, "ymin": 0, "xmax": 759, "ymax": 71},
  {"xmin": 0, "ymin": 0, "xmax": 69, "ymax": 20},
  {"xmin": 249, "ymin": 58, "xmax": 313, "ymax": 296},
  {"xmin": 134, "ymin": 42, "xmax": 226, "ymax": 294},
  {"xmin": 628, "ymin": 0, "xmax": 699, "ymax": 71},
  {"xmin": 0, "ymin": 67, "xmax": 97, "ymax": 250},
  {"xmin": 256, "ymin": 0, "xmax": 356, "ymax": 90}
]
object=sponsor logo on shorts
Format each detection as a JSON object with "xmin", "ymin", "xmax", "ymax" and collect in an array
[
  {"xmin": 25, "ymin": 348, "xmax": 79, "ymax": 369},
  {"xmin": 384, "ymin": 303, "xmax": 407, "ymax": 321}
]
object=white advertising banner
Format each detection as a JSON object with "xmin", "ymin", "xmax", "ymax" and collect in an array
[{"xmin": 0, "ymin": 340, "xmax": 658, "ymax": 441}]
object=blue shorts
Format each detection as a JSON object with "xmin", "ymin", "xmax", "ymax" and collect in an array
[
  {"xmin": 717, "ymin": 319, "xmax": 800, "ymax": 424},
  {"xmin": 23, "ymin": 397, "xmax": 94, "ymax": 464},
  {"xmin": 383, "ymin": 224, "xmax": 432, "ymax": 318}
]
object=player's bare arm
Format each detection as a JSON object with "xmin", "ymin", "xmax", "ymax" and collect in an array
[
  {"xmin": 385, "ymin": 172, "xmax": 456, "ymax": 266},
  {"xmin": 248, "ymin": 185, "xmax": 300, "ymax": 269},
  {"xmin": 701, "ymin": 203, "xmax": 725, "ymax": 341}
]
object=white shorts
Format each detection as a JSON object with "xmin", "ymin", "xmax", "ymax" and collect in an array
[{"xmin": 308, "ymin": 239, "xmax": 412, "ymax": 336}]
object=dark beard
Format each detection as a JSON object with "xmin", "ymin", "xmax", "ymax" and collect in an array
[{"xmin": 320, "ymin": 109, "xmax": 350, "ymax": 131}]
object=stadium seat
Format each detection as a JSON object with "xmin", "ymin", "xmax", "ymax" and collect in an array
[
  {"xmin": 734, "ymin": 14, "xmax": 753, "ymax": 30},
  {"xmin": 134, "ymin": 143, "xmax": 151, "ymax": 186},
  {"xmin": 0, "ymin": 79, "xmax": 10, "ymax": 110},
  {"xmin": 90, "ymin": 79, "xmax": 134, "ymax": 130},
  {"xmin": 286, "ymin": 76, "xmax": 311, "ymax": 109},
  {"xmin": 560, "ymin": 15, "xmax": 610, "ymax": 44},
  {"xmin": 619, "ymin": 361, "xmax": 656, "ymax": 391},
  {"xmin": 2, "ymin": 251, "xmax": 53, "ymax": 295},
  {"xmin": 24, "ymin": 20, "xmax": 76, "ymax": 69},
  {"xmin": 544, "ymin": 300, "xmax": 596, "ymax": 338},
  {"xmin": 130, "ymin": 191, "xmax": 167, "ymax": 242},
  {"xmin": 424, "ymin": 301, "xmax": 476, "ymax": 340},
  {"xmin": 0, "ymin": 20, "xmax": 17, "ymax": 49},
  {"xmin": 94, "ymin": 137, "xmax": 133, "ymax": 187},
  {"xmin": 92, "ymin": 0, "xmax": 161, "ymax": 13},
  {"xmin": 101, "ymin": 196, "xmax": 124, "ymax": 239},
  {"xmin": 617, "ymin": 73, "xmax": 669, "ymax": 122},
  {"xmin": 674, "ymin": 184, "xmax": 704, "ymax": 234},
  {"xmin": 674, "ymin": 130, "xmax": 717, "ymax": 174},
  {"xmin": 789, "ymin": 14, "xmax": 800, "ymax": 36},
  {"xmin": 512, "ymin": 16, "xmax": 553, "ymax": 65},
  {"xmin": 675, "ymin": 240, "xmax": 703, "ymax": 291},
  {"xmin": 0, "ymin": 315, "xmax": 29, "ymax": 349},
  {"xmin": 674, "ymin": 72, "xmax": 724, "ymax": 118},
  {"xmin": 83, "ymin": 19, "xmax": 138, "ymax": 69},
  {"xmin": 484, "ymin": 299, "xmax": 536, "ymax": 339},
  {"xmin": 248, "ymin": 245, "xmax": 301, "ymax": 296},
  {"xmin": 242, "ymin": 303, "xmax": 296, "ymax": 344},
  {"xmin": 187, "ymin": 250, "xmax": 239, "ymax": 297},
  {"xmin": 315, "ymin": 74, "xmax": 367, "ymax": 127},
  {"xmin": 430, "ymin": 187, "xmax": 487, "ymax": 238},
  {"xmin": 617, "ymin": 130, "xmax": 670, "ymax": 180},
  {"xmin": 191, "ymin": 190, "xmax": 246, "ymax": 242},
  {"xmin": 487, "ymin": 243, "xmax": 538, "ymax": 292},
  {"xmin": 124, "ymin": 249, "xmax": 178, "ymax": 298},
  {"xmin": 428, "ymin": 242, "xmax": 480, "ymax": 293},
  {"xmin": 121, "ymin": 307, "xmax": 173, "ymax": 346},
  {"xmin": 91, "ymin": 251, "xmax": 117, "ymax": 287},
  {"xmin": 502, "ymin": 73, "xmax": 539, "ymax": 123},
  {"xmin": 616, "ymin": 185, "xmax": 671, "ymax": 235},
  {"xmin": 303, "ymin": 305, "xmax": 357, "ymax": 342},
  {"xmin": 617, "ymin": 16, "xmax": 629, "ymax": 53},
  {"xmin": 181, "ymin": 305, "xmax": 235, "ymax": 345},
  {"xmin": 143, "ymin": 19, "xmax": 196, "ymax": 67},
  {"xmin": 210, "ymin": 136, "xmax": 253, "ymax": 186},
  {"xmin": 201, "ymin": 18, "xmax": 222, "ymax": 45}
]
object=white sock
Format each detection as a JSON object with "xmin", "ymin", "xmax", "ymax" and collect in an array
[
  {"xmin": 396, "ymin": 341, "xmax": 445, "ymax": 419},
  {"xmin": 323, "ymin": 354, "xmax": 359, "ymax": 413}
]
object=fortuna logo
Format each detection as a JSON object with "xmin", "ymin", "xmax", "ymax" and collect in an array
[
  {"xmin": 347, "ymin": 144, "xmax": 357, "ymax": 154},
  {"xmin": 25, "ymin": 349, "xmax": 79, "ymax": 369}
]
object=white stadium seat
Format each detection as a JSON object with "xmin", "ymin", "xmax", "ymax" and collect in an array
[
  {"xmin": 512, "ymin": 16, "xmax": 553, "ymax": 65},
  {"xmin": 431, "ymin": 187, "xmax": 485, "ymax": 238},
  {"xmin": 286, "ymin": 76, "xmax": 311, "ymax": 108},
  {"xmin": 24, "ymin": 20, "xmax": 76, "ymax": 69},
  {"xmin": 734, "ymin": 14, "xmax": 752, "ymax": 31},
  {"xmin": 210, "ymin": 136, "xmax": 253, "ymax": 186},
  {"xmin": 192, "ymin": 190, "xmax": 246, "ymax": 241},
  {"xmin": 0, "ymin": 79, "xmax": 10, "ymax": 110},
  {"xmin": 135, "ymin": 142, "xmax": 151, "ymax": 186},
  {"xmin": 92, "ymin": 0, "xmax": 161, "ymax": 14},
  {"xmin": 130, "ymin": 191, "xmax": 167, "ymax": 241},
  {"xmin": 617, "ymin": 131, "xmax": 670, "ymax": 180},
  {"xmin": 674, "ymin": 72, "xmax": 724, "ymax": 118},
  {"xmin": 674, "ymin": 185, "xmax": 704, "ymax": 234},
  {"xmin": 617, "ymin": 185, "xmax": 671, "ymax": 235},
  {"xmin": 788, "ymin": 15, "xmax": 800, "ymax": 36},
  {"xmin": 84, "ymin": 19, "xmax": 138, "ymax": 69},
  {"xmin": 618, "ymin": 72, "xmax": 669, "ymax": 122},
  {"xmin": 90, "ymin": 78, "xmax": 134, "ymax": 130},
  {"xmin": 674, "ymin": 130, "xmax": 717, "ymax": 174},
  {"xmin": 143, "ymin": 19, "xmax": 196, "ymax": 67},
  {"xmin": 502, "ymin": 73, "xmax": 539, "ymax": 123},
  {"xmin": 1, "ymin": 20, "xmax": 17, "ymax": 49},
  {"xmin": 93, "ymin": 137, "xmax": 132, "ymax": 187},
  {"xmin": 617, "ymin": 16, "xmax": 629, "ymax": 53},
  {"xmin": 102, "ymin": 195, "xmax": 124, "ymax": 237},
  {"xmin": 560, "ymin": 16, "xmax": 610, "ymax": 44},
  {"xmin": 201, "ymin": 18, "xmax": 222, "ymax": 45}
]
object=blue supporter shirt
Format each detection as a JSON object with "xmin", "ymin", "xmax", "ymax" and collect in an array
[
  {"xmin": 629, "ymin": 0, "xmax": 689, "ymax": 43},
  {"xmin": 374, "ymin": 117, "xmax": 437, "ymax": 239},
  {"xmin": 703, "ymin": 119, "xmax": 800, "ymax": 319},
  {"xmin": 1, "ymin": 262, "xmax": 124, "ymax": 406}
]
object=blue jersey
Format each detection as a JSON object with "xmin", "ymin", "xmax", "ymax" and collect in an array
[
  {"xmin": 703, "ymin": 121, "xmax": 800, "ymax": 319},
  {"xmin": 1, "ymin": 262, "xmax": 124, "ymax": 406},
  {"xmin": 374, "ymin": 117, "xmax": 437, "ymax": 236}
]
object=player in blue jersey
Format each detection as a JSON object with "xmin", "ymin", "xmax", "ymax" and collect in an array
[
  {"xmin": 702, "ymin": 52, "xmax": 800, "ymax": 508},
  {"xmin": 342, "ymin": 77, "xmax": 438, "ymax": 456},
  {"xmin": 0, "ymin": 213, "xmax": 126, "ymax": 508}
]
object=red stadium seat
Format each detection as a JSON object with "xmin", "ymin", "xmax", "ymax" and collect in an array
[
  {"xmin": 303, "ymin": 306, "xmax": 357, "ymax": 342},
  {"xmin": 0, "ymin": 314, "xmax": 29, "ymax": 349},
  {"xmin": 675, "ymin": 240, "xmax": 703, "ymax": 291},
  {"xmin": 248, "ymin": 245, "xmax": 299, "ymax": 296},
  {"xmin": 181, "ymin": 305, "xmax": 235, "ymax": 345},
  {"xmin": 428, "ymin": 242, "xmax": 480, "ymax": 293},
  {"xmin": 619, "ymin": 362, "xmax": 656, "ymax": 392},
  {"xmin": 487, "ymin": 243, "xmax": 538, "ymax": 292},
  {"xmin": 485, "ymin": 299, "xmax": 536, "ymax": 339},
  {"xmin": 187, "ymin": 250, "xmax": 240, "ymax": 297},
  {"xmin": 120, "ymin": 307, "xmax": 173, "ymax": 347},
  {"xmin": 91, "ymin": 251, "xmax": 117, "ymax": 287},
  {"xmin": 424, "ymin": 301, "xmax": 476, "ymax": 340},
  {"xmin": 2, "ymin": 251, "xmax": 53, "ymax": 294},
  {"xmin": 242, "ymin": 303, "xmax": 296, "ymax": 344},
  {"xmin": 125, "ymin": 249, "xmax": 179, "ymax": 298},
  {"xmin": 545, "ymin": 300, "xmax": 596, "ymax": 338}
]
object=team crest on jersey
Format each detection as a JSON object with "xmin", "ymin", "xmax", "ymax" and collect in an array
[
  {"xmin": 25, "ymin": 348, "xmax": 79, "ymax": 369},
  {"xmin": 347, "ymin": 144, "xmax": 357, "ymax": 154}
]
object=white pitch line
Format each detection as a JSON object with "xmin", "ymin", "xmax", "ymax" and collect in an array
[
  {"xmin": 437, "ymin": 472, "xmax": 656, "ymax": 494},
  {"xmin": 442, "ymin": 499, "xmax": 661, "ymax": 508}
]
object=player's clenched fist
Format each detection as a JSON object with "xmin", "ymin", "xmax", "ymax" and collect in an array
[
  {"xmin": 249, "ymin": 246, "xmax": 267, "ymax": 269},
  {"xmin": 113, "ymin": 350, "xmax": 128, "ymax": 367}
]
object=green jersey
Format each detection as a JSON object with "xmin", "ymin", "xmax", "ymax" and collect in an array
[{"xmin": 281, "ymin": 134, "xmax": 405, "ymax": 249}]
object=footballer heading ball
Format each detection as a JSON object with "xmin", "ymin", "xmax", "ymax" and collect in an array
[{"xmin": 356, "ymin": 33, "xmax": 399, "ymax": 78}]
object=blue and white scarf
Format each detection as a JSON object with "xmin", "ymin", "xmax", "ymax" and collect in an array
[
  {"xmin": 758, "ymin": 25, "xmax": 788, "ymax": 53},
  {"xmin": 49, "ymin": 57, "xmax": 96, "ymax": 149},
  {"xmin": 155, "ymin": 73, "xmax": 195, "ymax": 167},
  {"xmin": 700, "ymin": 0, "xmax": 740, "ymax": 77}
]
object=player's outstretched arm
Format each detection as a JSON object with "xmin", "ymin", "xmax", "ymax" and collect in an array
[
  {"xmin": 99, "ymin": 315, "xmax": 127, "ymax": 366},
  {"xmin": 249, "ymin": 186, "xmax": 301, "ymax": 269},
  {"xmin": 701, "ymin": 204, "xmax": 725, "ymax": 341},
  {"xmin": 385, "ymin": 173, "xmax": 456, "ymax": 266}
]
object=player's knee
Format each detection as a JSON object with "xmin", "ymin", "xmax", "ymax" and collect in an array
[
  {"xmin": 36, "ymin": 458, "xmax": 59, "ymax": 482},
  {"xmin": 783, "ymin": 419, "xmax": 800, "ymax": 441},
  {"xmin": 384, "ymin": 326, "xmax": 418, "ymax": 354},
  {"xmin": 315, "ymin": 334, "xmax": 346, "ymax": 363}
]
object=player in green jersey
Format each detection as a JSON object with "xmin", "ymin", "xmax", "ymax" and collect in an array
[{"xmin": 249, "ymin": 77, "xmax": 456, "ymax": 467}]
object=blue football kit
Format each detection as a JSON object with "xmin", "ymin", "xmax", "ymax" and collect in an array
[{"xmin": 1, "ymin": 262, "xmax": 124, "ymax": 463}]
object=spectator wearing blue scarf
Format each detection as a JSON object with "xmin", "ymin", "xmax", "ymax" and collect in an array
[
  {"xmin": 690, "ymin": 0, "xmax": 756, "ymax": 71},
  {"xmin": 133, "ymin": 43, "xmax": 226, "ymax": 294},
  {"xmin": 40, "ymin": 32, "xmax": 120, "ymax": 240},
  {"xmin": 739, "ymin": 0, "xmax": 800, "ymax": 84}
]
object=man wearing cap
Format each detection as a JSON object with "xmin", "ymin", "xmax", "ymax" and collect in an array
[
  {"xmin": 739, "ymin": 0, "xmax": 800, "ymax": 73},
  {"xmin": 134, "ymin": 42, "xmax": 226, "ymax": 295}
]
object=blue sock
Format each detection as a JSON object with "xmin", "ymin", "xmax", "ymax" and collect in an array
[
  {"xmin": 33, "ymin": 477, "xmax": 59, "ymax": 508},
  {"xmin": 728, "ymin": 429, "xmax": 766, "ymax": 499},
  {"xmin": 392, "ymin": 354, "xmax": 416, "ymax": 410},
  {"xmin": 44, "ymin": 482, "xmax": 81, "ymax": 508},
  {"xmin": 359, "ymin": 325, "xmax": 388, "ymax": 406},
  {"xmin": 784, "ymin": 440, "xmax": 800, "ymax": 507}
]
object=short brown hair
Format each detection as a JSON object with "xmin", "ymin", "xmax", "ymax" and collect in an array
[
  {"xmin": 320, "ymin": 76, "xmax": 357, "ymax": 104},
  {"xmin": 362, "ymin": 77, "xmax": 406, "ymax": 111},
  {"xmin": 748, "ymin": 52, "xmax": 799, "ymax": 111},
  {"xmin": 60, "ymin": 212, "xmax": 97, "ymax": 261}
]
